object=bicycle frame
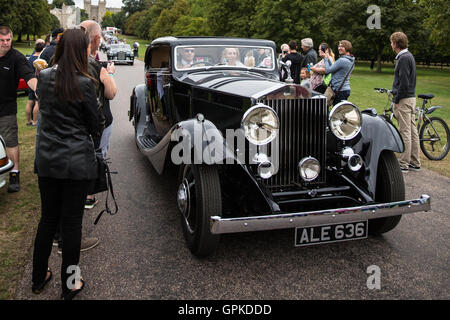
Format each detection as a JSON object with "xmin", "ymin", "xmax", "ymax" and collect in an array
[{"xmin": 376, "ymin": 87, "xmax": 449, "ymax": 160}]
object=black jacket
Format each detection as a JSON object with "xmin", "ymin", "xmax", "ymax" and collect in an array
[
  {"xmin": 282, "ymin": 52, "xmax": 304, "ymax": 84},
  {"xmin": 39, "ymin": 41, "xmax": 57, "ymax": 65},
  {"xmin": 392, "ymin": 50, "xmax": 416, "ymax": 104},
  {"xmin": 302, "ymin": 48, "xmax": 318, "ymax": 68},
  {"xmin": 35, "ymin": 67, "xmax": 99, "ymax": 180}
]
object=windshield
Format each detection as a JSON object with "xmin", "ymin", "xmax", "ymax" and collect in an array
[
  {"xmin": 110, "ymin": 44, "xmax": 130, "ymax": 50},
  {"xmin": 174, "ymin": 45, "xmax": 275, "ymax": 71}
]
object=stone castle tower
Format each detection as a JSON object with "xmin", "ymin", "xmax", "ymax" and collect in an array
[
  {"xmin": 50, "ymin": 4, "xmax": 80, "ymax": 29},
  {"xmin": 83, "ymin": 0, "xmax": 121, "ymax": 24}
]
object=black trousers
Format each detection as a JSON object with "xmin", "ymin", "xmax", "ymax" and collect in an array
[
  {"xmin": 32, "ymin": 177, "xmax": 91, "ymax": 293},
  {"xmin": 333, "ymin": 90, "xmax": 351, "ymax": 106}
]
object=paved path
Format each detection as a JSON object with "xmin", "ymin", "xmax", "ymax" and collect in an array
[{"xmin": 15, "ymin": 57, "xmax": 450, "ymax": 300}]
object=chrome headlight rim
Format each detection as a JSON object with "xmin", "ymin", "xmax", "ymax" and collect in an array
[
  {"xmin": 241, "ymin": 104, "xmax": 279, "ymax": 145},
  {"xmin": 329, "ymin": 101, "xmax": 362, "ymax": 141},
  {"xmin": 298, "ymin": 156, "xmax": 321, "ymax": 182}
]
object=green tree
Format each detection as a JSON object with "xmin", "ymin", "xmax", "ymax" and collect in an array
[
  {"xmin": 102, "ymin": 11, "xmax": 115, "ymax": 28},
  {"xmin": 420, "ymin": 0, "xmax": 450, "ymax": 48},
  {"xmin": 250, "ymin": 0, "xmax": 327, "ymax": 48},
  {"xmin": 150, "ymin": 0, "xmax": 190, "ymax": 39},
  {"xmin": 123, "ymin": 0, "xmax": 147, "ymax": 16},
  {"xmin": 112, "ymin": 11, "xmax": 127, "ymax": 32},
  {"xmin": 50, "ymin": 0, "xmax": 75, "ymax": 9},
  {"xmin": 80, "ymin": 9, "xmax": 89, "ymax": 22},
  {"xmin": 173, "ymin": 15, "xmax": 211, "ymax": 36},
  {"xmin": 325, "ymin": 0, "xmax": 424, "ymax": 72},
  {"xmin": 131, "ymin": 0, "xmax": 174, "ymax": 39},
  {"xmin": 124, "ymin": 10, "xmax": 146, "ymax": 35},
  {"xmin": 204, "ymin": 0, "xmax": 258, "ymax": 38}
]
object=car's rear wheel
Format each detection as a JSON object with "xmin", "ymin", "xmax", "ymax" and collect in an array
[
  {"xmin": 369, "ymin": 151, "xmax": 405, "ymax": 235},
  {"xmin": 178, "ymin": 164, "xmax": 221, "ymax": 256}
]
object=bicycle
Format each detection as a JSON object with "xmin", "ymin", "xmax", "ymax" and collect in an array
[{"xmin": 374, "ymin": 88, "xmax": 449, "ymax": 160}]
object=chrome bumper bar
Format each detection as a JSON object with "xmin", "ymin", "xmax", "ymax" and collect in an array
[
  {"xmin": 0, "ymin": 159, "xmax": 14, "ymax": 175},
  {"xmin": 210, "ymin": 194, "xmax": 431, "ymax": 234}
]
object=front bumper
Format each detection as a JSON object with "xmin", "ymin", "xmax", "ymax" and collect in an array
[
  {"xmin": 210, "ymin": 194, "xmax": 431, "ymax": 234},
  {"xmin": 108, "ymin": 56, "xmax": 134, "ymax": 64},
  {"xmin": 0, "ymin": 159, "xmax": 14, "ymax": 188}
]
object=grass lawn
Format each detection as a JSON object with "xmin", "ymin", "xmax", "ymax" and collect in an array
[
  {"xmin": 350, "ymin": 61, "xmax": 450, "ymax": 176},
  {"xmin": 0, "ymin": 41, "xmax": 449, "ymax": 300},
  {"xmin": 0, "ymin": 94, "xmax": 41, "ymax": 300}
]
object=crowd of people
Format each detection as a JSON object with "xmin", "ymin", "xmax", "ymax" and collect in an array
[
  {"xmin": 279, "ymin": 37, "xmax": 355, "ymax": 106},
  {"xmin": 279, "ymin": 33, "xmax": 419, "ymax": 172},
  {"xmin": 0, "ymin": 21, "xmax": 117, "ymax": 299},
  {"xmin": 0, "ymin": 25, "xmax": 419, "ymax": 299}
]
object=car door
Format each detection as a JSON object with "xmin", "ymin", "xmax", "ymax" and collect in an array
[{"xmin": 147, "ymin": 44, "xmax": 172, "ymax": 139}]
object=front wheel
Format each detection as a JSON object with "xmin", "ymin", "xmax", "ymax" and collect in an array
[
  {"xmin": 369, "ymin": 151, "xmax": 405, "ymax": 235},
  {"xmin": 419, "ymin": 117, "xmax": 449, "ymax": 160},
  {"xmin": 178, "ymin": 164, "xmax": 221, "ymax": 256}
]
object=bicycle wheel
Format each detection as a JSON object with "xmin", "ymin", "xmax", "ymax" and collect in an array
[{"xmin": 419, "ymin": 117, "xmax": 449, "ymax": 160}]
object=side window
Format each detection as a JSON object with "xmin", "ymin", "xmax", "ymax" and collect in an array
[{"xmin": 150, "ymin": 45, "xmax": 170, "ymax": 69}]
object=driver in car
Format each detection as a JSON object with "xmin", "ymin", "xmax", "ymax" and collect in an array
[{"xmin": 177, "ymin": 47, "xmax": 196, "ymax": 69}]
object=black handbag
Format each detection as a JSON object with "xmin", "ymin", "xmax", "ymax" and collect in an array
[
  {"xmin": 92, "ymin": 150, "xmax": 119, "ymax": 225},
  {"xmin": 91, "ymin": 150, "xmax": 108, "ymax": 194}
]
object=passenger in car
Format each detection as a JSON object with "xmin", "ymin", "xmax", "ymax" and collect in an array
[{"xmin": 221, "ymin": 48, "xmax": 245, "ymax": 67}]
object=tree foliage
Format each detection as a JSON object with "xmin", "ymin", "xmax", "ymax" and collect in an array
[
  {"xmin": 102, "ymin": 11, "xmax": 114, "ymax": 28},
  {"xmin": 121, "ymin": 0, "xmax": 448, "ymax": 65},
  {"xmin": 420, "ymin": 0, "xmax": 450, "ymax": 48},
  {"xmin": 50, "ymin": 0, "xmax": 75, "ymax": 9},
  {"xmin": 0, "ymin": 0, "xmax": 55, "ymax": 41},
  {"xmin": 122, "ymin": 0, "xmax": 147, "ymax": 16}
]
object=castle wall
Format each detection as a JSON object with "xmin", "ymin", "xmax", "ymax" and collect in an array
[{"xmin": 83, "ymin": 0, "xmax": 122, "ymax": 24}]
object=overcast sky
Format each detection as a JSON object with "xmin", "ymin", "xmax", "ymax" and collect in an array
[{"xmin": 49, "ymin": 1, "xmax": 124, "ymax": 9}]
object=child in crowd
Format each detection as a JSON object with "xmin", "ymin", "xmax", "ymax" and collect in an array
[{"xmin": 300, "ymin": 67, "xmax": 310, "ymax": 88}]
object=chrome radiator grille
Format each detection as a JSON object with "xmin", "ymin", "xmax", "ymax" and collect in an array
[
  {"xmin": 118, "ymin": 52, "xmax": 125, "ymax": 60},
  {"xmin": 259, "ymin": 97, "xmax": 327, "ymax": 189}
]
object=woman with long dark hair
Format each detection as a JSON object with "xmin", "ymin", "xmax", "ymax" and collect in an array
[{"xmin": 31, "ymin": 29, "xmax": 99, "ymax": 300}]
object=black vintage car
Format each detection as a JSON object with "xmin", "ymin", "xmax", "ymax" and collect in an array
[{"xmin": 129, "ymin": 36, "xmax": 431, "ymax": 256}]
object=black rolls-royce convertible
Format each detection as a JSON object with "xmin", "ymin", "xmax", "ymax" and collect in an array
[{"xmin": 129, "ymin": 36, "xmax": 431, "ymax": 256}]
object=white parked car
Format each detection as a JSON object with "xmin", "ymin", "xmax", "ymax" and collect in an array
[{"xmin": 0, "ymin": 135, "xmax": 14, "ymax": 189}]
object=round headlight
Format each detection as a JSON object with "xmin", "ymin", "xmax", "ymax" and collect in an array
[
  {"xmin": 298, "ymin": 157, "xmax": 320, "ymax": 182},
  {"xmin": 242, "ymin": 104, "xmax": 279, "ymax": 145},
  {"xmin": 329, "ymin": 102, "xmax": 362, "ymax": 140}
]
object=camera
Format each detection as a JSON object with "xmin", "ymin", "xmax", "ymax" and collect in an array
[{"xmin": 100, "ymin": 61, "xmax": 108, "ymax": 68}]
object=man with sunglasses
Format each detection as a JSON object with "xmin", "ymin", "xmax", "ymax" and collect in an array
[
  {"xmin": 177, "ymin": 47, "xmax": 196, "ymax": 69},
  {"xmin": 39, "ymin": 28, "xmax": 64, "ymax": 65}
]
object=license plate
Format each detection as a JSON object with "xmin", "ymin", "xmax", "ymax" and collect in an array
[{"xmin": 295, "ymin": 220, "xmax": 368, "ymax": 247}]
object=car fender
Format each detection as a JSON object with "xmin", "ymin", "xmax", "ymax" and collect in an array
[
  {"xmin": 170, "ymin": 118, "xmax": 236, "ymax": 166},
  {"xmin": 130, "ymin": 84, "xmax": 147, "ymax": 122},
  {"xmin": 170, "ymin": 118, "xmax": 278, "ymax": 213},
  {"xmin": 352, "ymin": 113, "xmax": 404, "ymax": 198}
]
